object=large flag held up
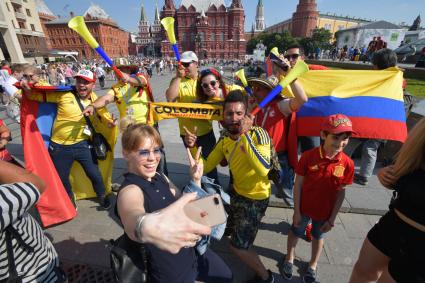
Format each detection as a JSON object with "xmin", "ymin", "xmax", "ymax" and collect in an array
[{"xmin": 297, "ymin": 67, "xmax": 407, "ymax": 142}]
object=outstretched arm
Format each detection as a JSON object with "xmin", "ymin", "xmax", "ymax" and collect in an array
[{"xmin": 117, "ymin": 185, "xmax": 211, "ymax": 254}]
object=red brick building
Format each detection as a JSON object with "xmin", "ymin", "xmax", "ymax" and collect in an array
[
  {"xmin": 43, "ymin": 4, "xmax": 129, "ymax": 61},
  {"xmin": 160, "ymin": 0, "xmax": 246, "ymax": 60}
]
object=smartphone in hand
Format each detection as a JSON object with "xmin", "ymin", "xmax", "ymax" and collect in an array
[{"xmin": 184, "ymin": 194, "xmax": 227, "ymax": 227}]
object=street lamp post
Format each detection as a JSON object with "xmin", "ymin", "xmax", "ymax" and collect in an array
[{"xmin": 195, "ymin": 33, "xmax": 202, "ymax": 59}]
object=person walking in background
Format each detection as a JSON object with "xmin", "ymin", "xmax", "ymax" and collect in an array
[
  {"xmin": 349, "ymin": 117, "xmax": 425, "ymax": 283},
  {"xmin": 95, "ymin": 63, "xmax": 106, "ymax": 88}
]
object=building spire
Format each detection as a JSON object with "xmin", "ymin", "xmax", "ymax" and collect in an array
[
  {"xmin": 255, "ymin": 0, "xmax": 265, "ymax": 31},
  {"xmin": 154, "ymin": 1, "xmax": 160, "ymax": 22},
  {"xmin": 140, "ymin": 2, "xmax": 147, "ymax": 22}
]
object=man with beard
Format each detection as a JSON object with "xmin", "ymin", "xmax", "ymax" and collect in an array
[
  {"xmin": 22, "ymin": 69, "xmax": 114, "ymax": 209},
  {"xmin": 184, "ymin": 90, "xmax": 275, "ymax": 283}
]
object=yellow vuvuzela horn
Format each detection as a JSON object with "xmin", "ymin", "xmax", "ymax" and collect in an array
[
  {"xmin": 160, "ymin": 17, "xmax": 176, "ymax": 44},
  {"xmin": 160, "ymin": 17, "xmax": 180, "ymax": 61},
  {"xmin": 68, "ymin": 16, "xmax": 98, "ymax": 49},
  {"xmin": 251, "ymin": 60, "xmax": 309, "ymax": 116},
  {"xmin": 270, "ymin": 47, "xmax": 279, "ymax": 57},
  {"xmin": 235, "ymin": 68, "xmax": 253, "ymax": 96},
  {"xmin": 68, "ymin": 16, "xmax": 123, "ymax": 78}
]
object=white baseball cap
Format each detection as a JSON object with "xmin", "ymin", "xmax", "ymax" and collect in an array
[
  {"xmin": 180, "ymin": 51, "xmax": 198, "ymax": 63},
  {"xmin": 74, "ymin": 69, "xmax": 96, "ymax": 82}
]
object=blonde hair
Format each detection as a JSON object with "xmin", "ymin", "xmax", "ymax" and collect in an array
[
  {"xmin": 393, "ymin": 117, "xmax": 425, "ymax": 180},
  {"xmin": 121, "ymin": 123, "xmax": 162, "ymax": 152}
]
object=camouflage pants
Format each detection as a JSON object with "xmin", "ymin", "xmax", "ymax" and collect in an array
[{"xmin": 229, "ymin": 192, "xmax": 269, "ymax": 250}]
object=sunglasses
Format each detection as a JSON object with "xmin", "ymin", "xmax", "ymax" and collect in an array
[
  {"xmin": 201, "ymin": 80, "xmax": 217, "ymax": 89},
  {"xmin": 181, "ymin": 62, "xmax": 192, "ymax": 68},
  {"xmin": 23, "ymin": 73, "xmax": 39, "ymax": 79},
  {"xmin": 284, "ymin": 54, "xmax": 300, "ymax": 60},
  {"xmin": 138, "ymin": 147, "xmax": 161, "ymax": 159}
]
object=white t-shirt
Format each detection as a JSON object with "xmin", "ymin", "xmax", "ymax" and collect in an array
[
  {"xmin": 4, "ymin": 76, "xmax": 18, "ymax": 98},
  {"xmin": 95, "ymin": 66, "xmax": 105, "ymax": 78}
]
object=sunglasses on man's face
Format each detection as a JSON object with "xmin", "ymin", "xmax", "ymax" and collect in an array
[
  {"xmin": 201, "ymin": 80, "xmax": 217, "ymax": 89},
  {"xmin": 181, "ymin": 62, "xmax": 192, "ymax": 68},
  {"xmin": 284, "ymin": 54, "xmax": 300, "ymax": 60},
  {"xmin": 23, "ymin": 73, "xmax": 39, "ymax": 80}
]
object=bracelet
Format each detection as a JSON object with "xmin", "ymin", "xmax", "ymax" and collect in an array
[{"xmin": 135, "ymin": 213, "xmax": 148, "ymax": 242}]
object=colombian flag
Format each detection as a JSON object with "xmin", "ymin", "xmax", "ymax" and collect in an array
[
  {"xmin": 20, "ymin": 85, "xmax": 117, "ymax": 227},
  {"xmin": 297, "ymin": 67, "xmax": 407, "ymax": 142}
]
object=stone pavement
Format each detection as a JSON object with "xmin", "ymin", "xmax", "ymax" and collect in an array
[{"xmin": 1, "ymin": 70, "xmax": 405, "ymax": 282}]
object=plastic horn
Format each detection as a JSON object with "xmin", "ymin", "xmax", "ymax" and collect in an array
[
  {"xmin": 68, "ymin": 16, "xmax": 123, "ymax": 78},
  {"xmin": 234, "ymin": 69, "xmax": 253, "ymax": 96},
  {"xmin": 251, "ymin": 60, "xmax": 309, "ymax": 116},
  {"xmin": 160, "ymin": 17, "xmax": 180, "ymax": 61},
  {"xmin": 270, "ymin": 47, "xmax": 279, "ymax": 57}
]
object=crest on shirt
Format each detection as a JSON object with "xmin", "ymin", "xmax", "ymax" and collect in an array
[
  {"xmin": 308, "ymin": 164, "xmax": 319, "ymax": 171},
  {"xmin": 333, "ymin": 165, "xmax": 345, "ymax": 177}
]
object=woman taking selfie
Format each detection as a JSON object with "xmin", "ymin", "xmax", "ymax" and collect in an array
[{"xmin": 116, "ymin": 124, "xmax": 232, "ymax": 283}]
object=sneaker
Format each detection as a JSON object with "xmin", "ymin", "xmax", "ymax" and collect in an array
[
  {"xmin": 354, "ymin": 173, "xmax": 368, "ymax": 186},
  {"xmin": 303, "ymin": 267, "xmax": 317, "ymax": 283},
  {"xmin": 99, "ymin": 195, "xmax": 111, "ymax": 210},
  {"xmin": 279, "ymin": 261, "xmax": 293, "ymax": 280},
  {"xmin": 305, "ymin": 223, "xmax": 313, "ymax": 242}
]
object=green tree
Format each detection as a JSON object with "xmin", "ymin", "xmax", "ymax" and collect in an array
[
  {"xmin": 298, "ymin": 28, "xmax": 333, "ymax": 57},
  {"xmin": 246, "ymin": 31, "xmax": 297, "ymax": 55}
]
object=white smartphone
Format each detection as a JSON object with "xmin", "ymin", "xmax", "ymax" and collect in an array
[{"xmin": 184, "ymin": 194, "xmax": 227, "ymax": 227}]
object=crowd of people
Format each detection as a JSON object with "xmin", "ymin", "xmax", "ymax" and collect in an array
[{"xmin": 0, "ymin": 44, "xmax": 423, "ymax": 283}]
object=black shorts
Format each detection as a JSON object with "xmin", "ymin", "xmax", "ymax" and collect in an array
[{"xmin": 367, "ymin": 210, "xmax": 425, "ymax": 283}]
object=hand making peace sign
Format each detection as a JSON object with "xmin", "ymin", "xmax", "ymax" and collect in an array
[{"xmin": 186, "ymin": 146, "xmax": 203, "ymax": 187}]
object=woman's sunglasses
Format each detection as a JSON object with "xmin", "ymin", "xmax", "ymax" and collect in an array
[
  {"xmin": 201, "ymin": 80, "xmax": 217, "ymax": 89},
  {"xmin": 181, "ymin": 62, "xmax": 192, "ymax": 68},
  {"xmin": 138, "ymin": 148, "xmax": 161, "ymax": 159}
]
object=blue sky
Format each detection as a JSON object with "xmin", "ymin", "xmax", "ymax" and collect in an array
[{"xmin": 44, "ymin": 0, "xmax": 424, "ymax": 33}]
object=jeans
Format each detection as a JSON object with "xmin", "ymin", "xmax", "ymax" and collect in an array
[
  {"xmin": 182, "ymin": 130, "xmax": 219, "ymax": 184},
  {"xmin": 276, "ymin": 152, "xmax": 295, "ymax": 203},
  {"xmin": 344, "ymin": 138, "xmax": 382, "ymax": 178},
  {"xmin": 298, "ymin": 136, "xmax": 321, "ymax": 153},
  {"xmin": 291, "ymin": 214, "xmax": 327, "ymax": 240},
  {"xmin": 48, "ymin": 140, "xmax": 106, "ymax": 200}
]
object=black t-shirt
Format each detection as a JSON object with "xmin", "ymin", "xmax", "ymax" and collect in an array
[
  {"xmin": 119, "ymin": 173, "xmax": 197, "ymax": 283},
  {"xmin": 391, "ymin": 169, "xmax": 425, "ymax": 226}
]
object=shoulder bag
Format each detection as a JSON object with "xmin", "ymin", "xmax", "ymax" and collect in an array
[{"xmin": 72, "ymin": 93, "xmax": 110, "ymax": 160}]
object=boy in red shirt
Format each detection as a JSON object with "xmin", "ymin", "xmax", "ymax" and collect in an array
[{"xmin": 280, "ymin": 114, "xmax": 354, "ymax": 283}]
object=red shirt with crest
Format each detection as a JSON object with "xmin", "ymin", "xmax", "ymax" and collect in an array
[{"xmin": 295, "ymin": 146, "xmax": 354, "ymax": 221}]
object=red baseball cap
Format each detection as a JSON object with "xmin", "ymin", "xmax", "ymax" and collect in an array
[
  {"xmin": 74, "ymin": 69, "xmax": 96, "ymax": 83},
  {"xmin": 321, "ymin": 114, "xmax": 355, "ymax": 134}
]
